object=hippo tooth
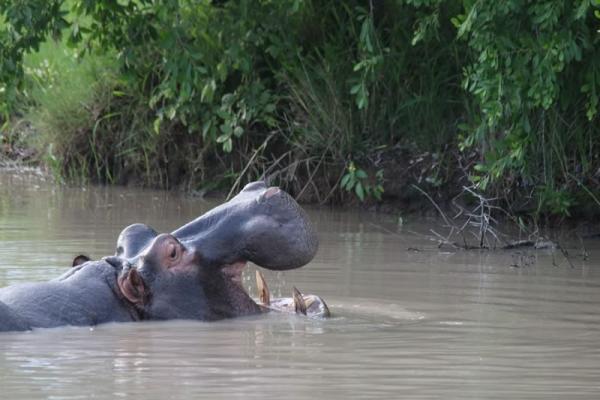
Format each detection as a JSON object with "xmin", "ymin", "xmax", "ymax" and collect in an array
[
  {"xmin": 293, "ymin": 287, "xmax": 307, "ymax": 315},
  {"xmin": 255, "ymin": 270, "xmax": 271, "ymax": 306},
  {"xmin": 304, "ymin": 295, "xmax": 331, "ymax": 318}
]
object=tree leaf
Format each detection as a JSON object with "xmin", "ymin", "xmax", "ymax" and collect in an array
[
  {"xmin": 223, "ymin": 138, "xmax": 232, "ymax": 153},
  {"xmin": 356, "ymin": 169, "xmax": 368, "ymax": 179},
  {"xmin": 341, "ymin": 173, "xmax": 351, "ymax": 189},
  {"xmin": 355, "ymin": 183, "xmax": 365, "ymax": 201}
]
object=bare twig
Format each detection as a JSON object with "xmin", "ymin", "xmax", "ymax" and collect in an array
[
  {"xmin": 411, "ymin": 184, "xmax": 452, "ymax": 227},
  {"xmin": 227, "ymin": 132, "xmax": 275, "ymax": 200},
  {"xmin": 260, "ymin": 150, "xmax": 291, "ymax": 182},
  {"xmin": 558, "ymin": 243, "xmax": 575, "ymax": 269},
  {"xmin": 295, "ymin": 139, "xmax": 332, "ymax": 202}
]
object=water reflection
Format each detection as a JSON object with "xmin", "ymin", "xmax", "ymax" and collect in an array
[{"xmin": 1, "ymin": 170, "xmax": 600, "ymax": 399}]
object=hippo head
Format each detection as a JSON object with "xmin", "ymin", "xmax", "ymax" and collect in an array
[
  {"xmin": 115, "ymin": 223, "xmax": 159, "ymax": 259},
  {"xmin": 113, "ymin": 181, "xmax": 318, "ymax": 321}
]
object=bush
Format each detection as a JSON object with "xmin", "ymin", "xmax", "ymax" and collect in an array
[
  {"xmin": 19, "ymin": 40, "xmax": 121, "ymax": 181},
  {"xmin": 1, "ymin": 0, "xmax": 599, "ymax": 217}
]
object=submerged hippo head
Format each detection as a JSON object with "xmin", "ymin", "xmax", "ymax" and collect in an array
[{"xmin": 114, "ymin": 181, "xmax": 318, "ymax": 320}]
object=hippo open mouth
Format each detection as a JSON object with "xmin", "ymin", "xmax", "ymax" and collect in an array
[{"xmin": 111, "ymin": 181, "xmax": 326, "ymax": 321}]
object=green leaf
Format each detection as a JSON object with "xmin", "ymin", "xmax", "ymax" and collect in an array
[
  {"xmin": 356, "ymin": 169, "xmax": 368, "ymax": 179},
  {"xmin": 216, "ymin": 109, "xmax": 231, "ymax": 120},
  {"xmin": 202, "ymin": 120, "xmax": 212, "ymax": 139},
  {"xmin": 216, "ymin": 62, "xmax": 228, "ymax": 82},
  {"xmin": 355, "ymin": 183, "xmax": 365, "ymax": 201},
  {"xmin": 166, "ymin": 106, "xmax": 176, "ymax": 120},
  {"xmin": 373, "ymin": 187, "xmax": 382, "ymax": 201},
  {"xmin": 201, "ymin": 79, "xmax": 216, "ymax": 103},
  {"xmin": 219, "ymin": 123, "xmax": 232, "ymax": 134},
  {"xmin": 341, "ymin": 174, "xmax": 351, "ymax": 189},
  {"xmin": 233, "ymin": 126, "xmax": 244, "ymax": 137},
  {"xmin": 216, "ymin": 133, "xmax": 230, "ymax": 143},
  {"xmin": 223, "ymin": 138, "xmax": 233, "ymax": 153},
  {"xmin": 357, "ymin": 93, "xmax": 367, "ymax": 109}
]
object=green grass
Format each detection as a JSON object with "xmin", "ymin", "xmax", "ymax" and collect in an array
[
  {"xmin": 17, "ymin": 39, "xmax": 157, "ymax": 184},
  {"xmin": 20, "ymin": 39, "xmax": 118, "ymax": 179}
]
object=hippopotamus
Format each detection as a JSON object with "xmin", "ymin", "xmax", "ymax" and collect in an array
[{"xmin": 0, "ymin": 182, "xmax": 321, "ymax": 332}]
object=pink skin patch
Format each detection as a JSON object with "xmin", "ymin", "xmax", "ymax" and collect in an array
[
  {"xmin": 165, "ymin": 247, "xmax": 199, "ymax": 274},
  {"xmin": 141, "ymin": 234, "xmax": 199, "ymax": 274},
  {"xmin": 221, "ymin": 261, "xmax": 248, "ymax": 284},
  {"xmin": 263, "ymin": 187, "xmax": 280, "ymax": 198}
]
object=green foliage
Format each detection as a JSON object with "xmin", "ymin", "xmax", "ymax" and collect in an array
[
  {"xmin": 67, "ymin": 0, "xmax": 285, "ymax": 154},
  {"xmin": 284, "ymin": 0, "xmax": 463, "ymax": 184},
  {"xmin": 453, "ymin": 0, "xmax": 600, "ymax": 216},
  {"xmin": 349, "ymin": 5, "xmax": 384, "ymax": 110},
  {"xmin": 1, "ymin": 0, "xmax": 599, "ymax": 217},
  {"xmin": 537, "ymin": 186, "xmax": 573, "ymax": 217},
  {"xmin": 0, "ymin": 0, "xmax": 68, "ymax": 122},
  {"xmin": 341, "ymin": 162, "xmax": 384, "ymax": 201},
  {"xmin": 20, "ymin": 38, "xmax": 140, "ymax": 183}
]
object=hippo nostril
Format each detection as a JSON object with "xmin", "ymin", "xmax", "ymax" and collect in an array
[
  {"xmin": 258, "ymin": 187, "xmax": 282, "ymax": 204},
  {"xmin": 264, "ymin": 187, "xmax": 280, "ymax": 198}
]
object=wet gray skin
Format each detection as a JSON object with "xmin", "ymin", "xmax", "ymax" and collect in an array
[
  {"xmin": 115, "ymin": 181, "xmax": 321, "ymax": 320},
  {"xmin": 115, "ymin": 223, "xmax": 159, "ymax": 259},
  {"xmin": 0, "ymin": 260, "xmax": 136, "ymax": 331},
  {"xmin": 172, "ymin": 181, "xmax": 319, "ymax": 269},
  {"xmin": 0, "ymin": 181, "xmax": 319, "ymax": 331},
  {"xmin": 115, "ymin": 181, "xmax": 318, "ymax": 269}
]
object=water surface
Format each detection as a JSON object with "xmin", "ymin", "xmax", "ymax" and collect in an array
[{"xmin": 0, "ymin": 170, "xmax": 599, "ymax": 399}]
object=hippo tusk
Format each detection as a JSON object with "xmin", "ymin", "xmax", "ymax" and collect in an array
[
  {"xmin": 293, "ymin": 287, "xmax": 307, "ymax": 315},
  {"xmin": 305, "ymin": 294, "xmax": 331, "ymax": 318},
  {"xmin": 255, "ymin": 270, "xmax": 271, "ymax": 306}
]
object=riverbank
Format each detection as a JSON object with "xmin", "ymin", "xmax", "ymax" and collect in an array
[
  {"xmin": 2, "ymin": 2, "xmax": 599, "ymax": 225},
  {"xmin": 3, "ymin": 127, "xmax": 600, "ymax": 250}
]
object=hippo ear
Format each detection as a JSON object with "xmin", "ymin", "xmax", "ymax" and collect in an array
[
  {"xmin": 118, "ymin": 268, "xmax": 149, "ymax": 307},
  {"xmin": 71, "ymin": 254, "xmax": 91, "ymax": 267}
]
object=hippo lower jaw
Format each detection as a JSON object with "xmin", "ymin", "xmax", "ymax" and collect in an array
[
  {"xmin": 216, "ymin": 261, "xmax": 264, "ymax": 318},
  {"xmin": 255, "ymin": 270, "xmax": 330, "ymax": 319},
  {"xmin": 219, "ymin": 264, "xmax": 331, "ymax": 319},
  {"xmin": 212, "ymin": 261, "xmax": 262, "ymax": 319}
]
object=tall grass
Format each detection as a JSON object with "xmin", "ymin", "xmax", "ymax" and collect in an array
[
  {"xmin": 276, "ymin": 3, "xmax": 464, "ymax": 200},
  {"xmin": 21, "ymin": 40, "xmax": 118, "ymax": 181},
  {"xmin": 19, "ymin": 40, "xmax": 170, "ymax": 186}
]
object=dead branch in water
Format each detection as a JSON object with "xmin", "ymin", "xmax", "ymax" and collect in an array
[
  {"xmin": 409, "ymin": 183, "xmax": 593, "ymax": 269},
  {"xmin": 411, "ymin": 183, "xmax": 562, "ymax": 252},
  {"xmin": 412, "ymin": 183, "xmax": 502, "ymax": 249}
]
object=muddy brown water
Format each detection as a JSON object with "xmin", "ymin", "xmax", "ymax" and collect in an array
[{"xmin": 0, "ymin": 170, "xmax": 599, "ymax": 399}]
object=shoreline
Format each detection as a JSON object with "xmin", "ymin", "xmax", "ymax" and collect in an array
[{"xmin": 1, "ymin": 149, "xmax": 598, "ymax": 246}]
